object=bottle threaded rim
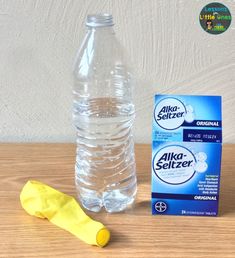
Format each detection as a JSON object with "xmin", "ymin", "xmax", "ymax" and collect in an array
[{"xmin": 86, "ymin": 14, "xmax": 114, "ymax": 27}]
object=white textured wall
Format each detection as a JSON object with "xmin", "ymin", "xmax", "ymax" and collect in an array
[{"xmin": 0, "ymin": 0, "xmax": 234, "ymax": 143}]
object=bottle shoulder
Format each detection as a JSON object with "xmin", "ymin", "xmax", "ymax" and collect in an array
[{"xmin": 73, "ymin": 31, "xmax": 131, "ymax": 80}]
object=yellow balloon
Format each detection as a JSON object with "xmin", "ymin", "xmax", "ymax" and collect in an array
[{"xmin": 20, "ymin": 180, "xmax": 110, "ymax": 247}]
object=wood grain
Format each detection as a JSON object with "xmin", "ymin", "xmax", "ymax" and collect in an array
[{"xmin": 0, "ymin": 144, "xmax": 234, "ymax": 258}]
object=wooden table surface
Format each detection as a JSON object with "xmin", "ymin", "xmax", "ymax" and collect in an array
[{"xmin": 0, "ymin": 144, "xmax": 235, "ymax": 258}]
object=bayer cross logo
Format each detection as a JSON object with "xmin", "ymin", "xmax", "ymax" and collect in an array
[{"xmin": 155, "ymin": 201, "xmax": 167, "ymax": 213}]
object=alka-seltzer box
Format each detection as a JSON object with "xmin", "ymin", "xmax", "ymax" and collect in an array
[{"xmin": 151, "ymin": 95, "xmax": 222, "ymax": 216}]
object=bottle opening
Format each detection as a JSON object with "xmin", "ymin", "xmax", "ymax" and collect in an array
[{"xmin": 86, "ymin": 14, "xmax": 114, "ymax": 27}]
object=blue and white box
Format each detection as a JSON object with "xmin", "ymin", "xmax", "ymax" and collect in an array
[{"xmin": 152, "ymin": 95, "xmax": 222, "ymax": 216}]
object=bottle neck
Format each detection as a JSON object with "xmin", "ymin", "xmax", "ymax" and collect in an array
[{"xmin": 87, "ymin": 26, "xmax": 115, "ymax": 35}]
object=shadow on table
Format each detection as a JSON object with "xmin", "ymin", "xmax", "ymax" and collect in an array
[
  {"xmin": 129, "ymin": 200, "xmax": 151, "ymax": 216},
  {"xmin": 218, "ymin": 179, "xmax": 235, "ymax": 216},
  {"xmin": 108, "ymin": 230, "xmax": 132, "ymax": 247},
  {"xmin": 137, "ymin": 170, "xmax": 151, "ymax": 185}
]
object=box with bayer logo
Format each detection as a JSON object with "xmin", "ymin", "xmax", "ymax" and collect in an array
[{"xmin": 151, "ymin": 95, "xmax": 222, "ymax": 216}]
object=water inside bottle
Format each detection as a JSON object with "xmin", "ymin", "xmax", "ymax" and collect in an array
[{"xmin": 73, "ymin": 97, "xmax": 137, "ymax": 212}]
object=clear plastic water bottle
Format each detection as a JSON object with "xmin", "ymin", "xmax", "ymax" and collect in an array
[{"xmin": 72, "ymin": 14, "xmax": 137, "ymax": 213}]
